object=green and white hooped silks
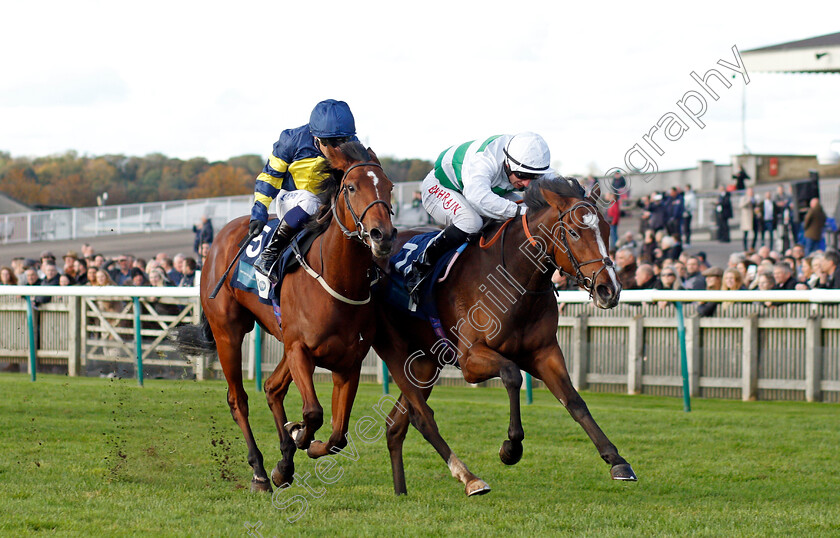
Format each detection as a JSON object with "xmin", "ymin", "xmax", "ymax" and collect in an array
[{"xmin": 421, "ymin": 135, "xmax": 523, "ymax": 234}]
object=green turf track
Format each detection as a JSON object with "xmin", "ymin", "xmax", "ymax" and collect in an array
[{"xmin": 1, "ymin": 374, "xmax": 838, "ymax": 537}]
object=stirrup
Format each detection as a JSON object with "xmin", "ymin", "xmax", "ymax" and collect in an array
[
  {"xmin": 406, "ymin": 263, "xmax": 432, "ymax": 311},
  {"xmin": 254, "ymin": 258, "xmax": 279, "ymax": 299},
  {"xmin": 254, "ymin": 271, "xmax": 271, "ymax": 300}
]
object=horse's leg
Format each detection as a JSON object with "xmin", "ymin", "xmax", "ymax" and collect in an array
[
  {"xmin": 305, "ymin": 368, "xmax": 361, "ymax": 458},
  {"xmin": 531, "ymin": 345, "xmax": 637, "ymax": 481},
  {"xmin": 284, "ymin": 341, "xmax": 323, "ymax": 450},
  {"xmin": 385, "ymin": 393, "xmax": 412, "ymax": 495},
  {"xmin": 384, "ymin": 353, "xmax": 490, "ymax": 496},
  {"xmin": 459, "ymin": 345, "xmax": 525, "ymax": 466},
  {"xmin": 264, "ymin": 356, "xmax": 297, "ymax": 488},
  {"xmin": 215, "ymin": 330, "xmax": 272, "ymax": 492}
]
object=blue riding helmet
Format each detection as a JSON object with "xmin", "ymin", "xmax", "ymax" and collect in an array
[{"xmin": 309, "ymin": 99, "xmax": 356, "ymax": 138}]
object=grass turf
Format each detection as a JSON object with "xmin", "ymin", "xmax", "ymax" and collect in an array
[{"xmin": 0, "ymin": 373, "xmax": 838, "ymax": 537}]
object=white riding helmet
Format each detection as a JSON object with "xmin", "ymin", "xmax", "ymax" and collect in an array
[{"xmin": 503, "ymin": 132, "xmax": 553, "ymax": 176}]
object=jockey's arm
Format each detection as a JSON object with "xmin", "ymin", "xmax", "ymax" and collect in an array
[
  {"xmin": 251, "ymin": 135, "xmax": 292, "ymax": 223},
  {"xmin": 461, "ymin": 155, "xmax": 521, "ymax": 220}
]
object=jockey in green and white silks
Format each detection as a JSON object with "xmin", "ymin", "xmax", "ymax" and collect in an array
[{"xmin": 407, "ymin": 132, "xmax": 557, "ymax": 293}]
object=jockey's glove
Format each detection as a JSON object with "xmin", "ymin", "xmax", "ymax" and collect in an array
[{"xmin": 249, "ymin": 219, "xmax": 266, "ymax": 237}]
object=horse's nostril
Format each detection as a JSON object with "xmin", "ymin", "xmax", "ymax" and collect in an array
[
  {"xmin": 369, "ymin": 228, "xmax": 383, "ymax": 241},
  {"xmin": 596, "ymin": 284, "xmax": 613, "ymax": 300},
  {"xmin": 390, "ymin": 228, "xmax": 398, "ymax": 241}
]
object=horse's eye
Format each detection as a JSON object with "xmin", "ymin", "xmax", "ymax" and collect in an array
[
  {"xmin": 568, "ymin": 229, "xmax": 580, "ymax": 240},
  {"xmin": 347, "ymin": 185, "xmax": 356, "ymax": 193}
]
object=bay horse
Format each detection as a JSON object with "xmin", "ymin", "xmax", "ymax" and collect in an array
[
  {"xmin": 178, "ymin": 141, "xmax": 395, "ymax": 492},
  {"xmin": 371, "ymin": 177, "xmax": 637, "ymax": 495}
]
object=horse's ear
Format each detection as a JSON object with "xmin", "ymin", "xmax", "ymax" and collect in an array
[
  {"xmin": 538, "ymin": 183, "xmax": 565, "ymax": 209},
  {"xmin": 366, "ymin": 147, "xmax": 380, "ymax": 165},
  {"xmin": 321, "ymin": 144, "xmax": 350, "ymax": 171}
]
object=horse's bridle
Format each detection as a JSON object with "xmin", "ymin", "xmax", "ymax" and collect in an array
[
  {"xmin": 530, "ymin": 200, "xmax": 615, "ymax": 297},
  {"xmin": 331, "ymin": 161, "xmax": 394, "ymax": 246}
]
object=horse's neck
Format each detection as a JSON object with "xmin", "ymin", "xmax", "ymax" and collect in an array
[
  {"xmin": 313, "ymin": 220, "xmax": 371, "ymax": 290},
  {"xmin": 492, "ymin": 209, "xmax": 557, "ymax": 292},
  {"xmin": 449, "ymin": 209, "xmax": 557, "ymax": 321}
]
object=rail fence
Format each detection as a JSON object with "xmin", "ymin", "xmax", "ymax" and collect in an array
[
  {"xmin": 1, "ymin": 287, "xmax": 839, "ymax": 403},
  {"xmin": 0, "ymin": 182, "xmax": 426, "ymax": 245}
]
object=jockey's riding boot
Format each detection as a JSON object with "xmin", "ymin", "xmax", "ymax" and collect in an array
[
  {"xmin": 253, "ymin": 221, "xmax": 296, "ymax": 284},
  {"xmin": 407, "ymin": 224, "xmax": 469, "ymax": 296}
]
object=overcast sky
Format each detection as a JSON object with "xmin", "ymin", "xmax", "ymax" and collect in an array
[{"xmin": 1, "ymin": 1, "xmax": 838, "ymax": 177}]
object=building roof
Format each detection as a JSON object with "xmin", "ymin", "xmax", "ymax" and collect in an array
[
  {"xmin": 743, "ymin": 32, "xmax": 840, "ymax": 53},
  {"xmin": 0, "ymin": 192, "xmax": 31, "ymax": 215},
  {"xmin": 742, "ymin": 32, "xmax": 840, "ymax": 74}
]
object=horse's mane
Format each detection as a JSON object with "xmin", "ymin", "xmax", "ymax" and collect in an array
[
  {"xmin": 307, "ymin": 140, "xmax": 372, "ymax": 234},
  {"xmin": 523, "ymin": 176, "xmax": 586, "ymax": 211}
]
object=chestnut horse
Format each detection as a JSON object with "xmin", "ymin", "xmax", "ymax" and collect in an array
[
  {"xmin": 179, "ymin": 141, "xmax": 395, "ymax": 492},
  {"xmin": 371, "ymin": 177, "xmax": 636, "ymax": 495}
]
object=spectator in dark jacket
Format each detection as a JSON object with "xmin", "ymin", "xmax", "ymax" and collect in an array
[
  {"xmin": 665, "ymin": 187, "xmax": 684, "ymax": 237},
  {"xmin": 167, "ymin": 254, "xmax": 184, "ymax": 286},
  {"xmin": 697, "ymin": 267, "xmax": 723, "ymax": 317},
  {"xmin": 816, "ymin": 251, "xmax": 840, "ymax": 289},
  {"xmin": 634, "ymin": 264, "xmax": 657, "ymax": 290},
  {"xmin": 773, "ymin": 262, "xmax": 798, "ymax": 290},
  {"xmin": 715, "ymin": 187, "xmax": 733, "ymax": 243},
  {"xmin": 41, "ymin": 263, "xmax": 61, "ymax": 286},
  {"xmin": 638, "ymin": 230, "xmax": 657, "ymax": 265},
  {"xmin": 73, "ymin": 258, "xmax": 89, "ymax": 285},
  {"xmin": 178, "ymin": 258, "xmax": 197, "ymax": 287},
  {"xmin": 683, "ymin": 256, "xmax": 706, "ymax": 290},
  {"xmin": 647, "ymin": 194, "xmax": 668, "ymax": 232},
  {"xmin": 615, "ymin": 248, "xmax": 638, "ymax": 290},
  {"xmin": 732, "ymin": 166, "xmax": 749, "ymax": 191},
  {"xmin": 803, "ymin": 198, "xmax": 826, "ymax": 255},
  {"xmin": 192, "ymin": 216, "xmax": 214, "ymax": 255}
]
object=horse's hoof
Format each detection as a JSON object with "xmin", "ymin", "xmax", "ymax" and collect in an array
[
  {"xmin": 610, "ymin": 463, "xmax": 637, "ymax": 481},
  {"xmin": 306, "ymin": 441, "xmax": 328, "ymax": 459},
  {"xmin": 284, "ymin": 421, "xmax": 311, "ymax": 449},
  {"xmin": 271, "ymin": 466, "xmax": 294, "ymax": 488},
  {"xmin": 250, "ymin": 478, "xmax": 273, "ymax": 493},
  {"xmin": 499, "ymin": 439, "xmax": 523, "ymax": 466},
  {"xmin": 284, "ymin": 421, "xmax": 304, "ymax": 444},
  {"xmin": 465, "ymin": 479, "xmax": 491, "ymax": 496}
]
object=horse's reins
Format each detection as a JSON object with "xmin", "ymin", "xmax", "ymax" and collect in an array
[
  {"xmin": 522, "ymin": 201, "xmax": 614, "ymax": 297},
  {"xmin": 488, "ymin": 200, "xmax": 613, "ymax": 298},
  {"xmin": 295, "ymin": 161, "xmax": 390, "ymax": 305}
]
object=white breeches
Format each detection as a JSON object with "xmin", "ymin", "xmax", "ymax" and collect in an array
[
  {"xmin": 420, "ymin": 171, "xmax": 483, "ymax": 234},
  {"xmin": 273, "ymin": 189, "xmax": 321, "ymax": 219}
]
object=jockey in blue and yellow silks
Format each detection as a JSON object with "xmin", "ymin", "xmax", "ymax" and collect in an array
[{"xmin": 249, "ymin": 99, "xmax": 357, "ymax": 282}]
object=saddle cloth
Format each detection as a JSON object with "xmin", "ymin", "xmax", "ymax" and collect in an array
[
  {"xmin": 382, "ymin": 231, "xmax": 466, "ymax": 319},
  {"xmin": 232, "ymin": 221, "xmax": 319, "ymax": 305}
]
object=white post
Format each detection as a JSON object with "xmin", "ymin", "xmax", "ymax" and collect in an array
[
  {"xmin": 805, "ymin": 316, "xmax": 823, "ymax": 402},
  {"xmin": 742, "ymin": 315, "xmax": 759, "ymax": 401},
  {"xmin": 570, "ymin": 315, "xmax": 588, "ymax": 390},
  {"xmin": 686, "ymin": 316, "xmax": 701, "ymax": 397},
  {"xmin": 627, "ymin": 317, "xmax": 644, "ymax": 395}
]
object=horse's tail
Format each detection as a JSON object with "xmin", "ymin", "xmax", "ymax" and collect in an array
[{"xmin": 172, "ymin": 311, "xmax": 217, "ymax": 355}]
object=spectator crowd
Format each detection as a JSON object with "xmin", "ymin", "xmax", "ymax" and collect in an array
[
  {"xmin": 604, "ymin": 182, "xmax": 840, "ymax": 315},
  {"xmin": 0, "ymin": 241, "xmax": 211, "ymax": 306}
]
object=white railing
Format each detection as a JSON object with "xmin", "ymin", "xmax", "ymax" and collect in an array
[
  {"xmin": 0, "ymin": 183, "xmax": 428, "ymax": 245},
  {"xmin": 2, "ymin": 286, "xmax": 839, "ymax": 402}
]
